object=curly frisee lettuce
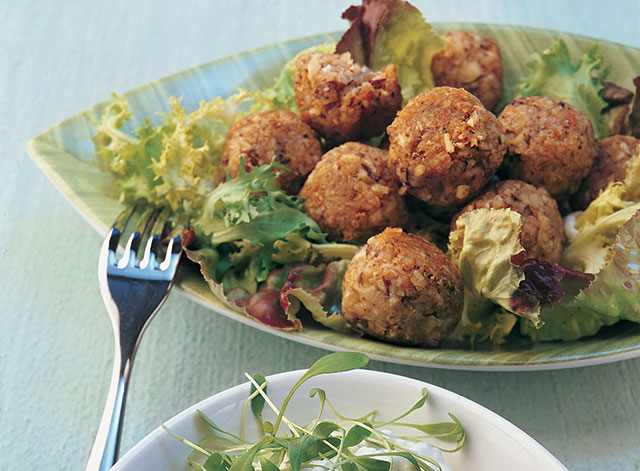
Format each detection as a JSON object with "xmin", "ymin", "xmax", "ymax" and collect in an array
[{"xmin": 89, "ymin": 42, "xmax": 335, "ymax": 218}]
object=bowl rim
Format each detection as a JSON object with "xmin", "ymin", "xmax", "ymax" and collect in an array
[{"xmin": 111, "ymin": 368, "xmax": 567, "ymax": 470}]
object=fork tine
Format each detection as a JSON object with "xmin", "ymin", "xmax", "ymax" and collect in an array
[
  {"xmin": 120, "ymin": 231, "xmax": 142, "ymax": 268},
  {"xmin": 99, "ymin": 227, "xmax": 121, "ymax": 269},
  {"xmin": 161, "ymin": 235, "xmax": 182, "ymax": 273},
  {"xmin": 140, "ymin": 234, "xmax": 160, "ymax": 270}
]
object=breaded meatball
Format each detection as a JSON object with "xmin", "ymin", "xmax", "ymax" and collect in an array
[
  {"xmin": 572, "ymin": 135, "xmax": 640, "ymax": 210},
  {"xmin": 341, "ymin": 228, "xmax": 464, "ymax": 347},
  {"xmin": 293, "ymin": 52, "xmax": 402, "ymax": 143},
  {"xmin": 452, "ymin": 180, "xmax": 565, "ymax": 263},
  {"xmin": 431, "ymin": 30, "xmax": 503, "ymax": 111},
  {"xmin": 387, "ymin": 87, "xmax": 506, "ymax": 207},
  {"xmin": 221, "ymin": 109, "xmax": 322, "ymax": 194},
  {"xmin": 299, "ymin": 142, "xmax": 408, "ymax": 242},
  {"xmin": 499, "ymin": 96, "xmax": 597, "ymax": 200}
]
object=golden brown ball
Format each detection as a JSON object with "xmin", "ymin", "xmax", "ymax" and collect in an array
[
  {"xmin": 299, "ymin": 142, "xmax": 408, "ymax": 242},
  {"xmin": 431, "ymin": 30, "xmax": 503, "ymax": 110},
  {"xmin": 387, "ymin": 86, "xmax": 506, "ymax": 208},
  {"xmin": 293, "ymin": 52, "xmax": 402, "ymax": 143},
  {"xmin": 221, "ymin": 109, "xmax": 322, "ymax": 194},
  {"xmin": 341, "ymin": 227, "xmax": 464, "ymax": 347},
  {"xmin": 499, "ymin": 96, "xmax": 597, "ymax": 200}
]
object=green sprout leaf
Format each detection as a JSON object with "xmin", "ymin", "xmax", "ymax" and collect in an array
[
  {"xmin": 259, "ymin": 458, "xmax": 281, "ymax": 471},
  {"xmin": 343, "ymin": 423, "xmax": 372, "ymax": 448},
  {"xmin": 313, "ymin": 421, "xmax": 341, "ymax": 439},
  {"xmin": 204, "ymin": 453, "xmax": 229, "ymax": 471},
  {"xmin": 164, "ymin": 353, "xmax": 464, "ymax": 471},
  {"xmin": 272, "ymin": 352, "xmax": 369, "ymax": 433},
  {"xmin": 351, "ymin": 457, "xmax": 390, "ymax": 471},
  {"xmin": 228, "ymin": 438, "xmax": 272, "ymax": 471}
]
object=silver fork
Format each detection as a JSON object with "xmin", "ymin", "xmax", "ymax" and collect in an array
[{"xmin": 85, "ymin": 208, "xmax": 182, "ymax": 471}]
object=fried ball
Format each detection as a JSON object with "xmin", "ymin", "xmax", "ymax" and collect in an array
[
  {"xmin": 299, "ymin": 142, "xmax": 408, "ymax": 242},
  {"xmin": 499, "ymin": 96, "xmax": 597, "ymax": 200},
  {"xmin": 221, "ymin": 109, "xmax": 322, "ymax": 194},
  {"xmin": 386, "ymin": 86, "xmax": 506, "ymax": 207},
  {"xmin": 452, "ymin": 180, "xmax": 565, "ymax": 263},
  {"xmin": 293, "ymin": 52, "xmax": 402, "ymax": 143},
  {"xmin": 431, "ymin": 30, "xmax": 503, "ymax": 111},
  {"xmin": 341, "ymin": 227, "xmax": 464, "ymax": 347},
  {"xmin": 571, "ymin": 135, "xmax": 640, "ymax": 210}
]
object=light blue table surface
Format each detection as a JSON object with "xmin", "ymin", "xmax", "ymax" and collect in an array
[{"xmin": 2, "ymin": 1, "xmax": 640, "ymax": 470}]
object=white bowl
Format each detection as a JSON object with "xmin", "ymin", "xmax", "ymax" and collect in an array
[{"xmin": 111, "ymin": 369, "xmax": 567, "ymax": 471}]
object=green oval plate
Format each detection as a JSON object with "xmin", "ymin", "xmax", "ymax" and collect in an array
[{"xmin": 27, "ymin": 23, "xmax": 640, "ymax": 370}]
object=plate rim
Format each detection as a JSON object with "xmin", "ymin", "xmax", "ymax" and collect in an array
[{"xmin": 26, "ymin": 22, "xmax": 640, "ymax": 371}]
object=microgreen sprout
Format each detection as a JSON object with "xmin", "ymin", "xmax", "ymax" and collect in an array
[{"xmin": 165, "ymin": 353, "xmax": 466, "ymax": 471}]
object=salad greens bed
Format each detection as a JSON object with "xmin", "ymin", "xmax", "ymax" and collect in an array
[
  {"xmin": 88, "ymin": 0, "xmax": 640, "ymax": 345},
  {"xmin": 164, "ymin": 353, "xmax": 464, "ymax": 471}
]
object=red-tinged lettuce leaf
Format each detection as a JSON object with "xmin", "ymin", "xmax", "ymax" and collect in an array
[
  {"xmin": 244, "ymin": 270, "xmax": 303, "ymax": 330},
  {"xmin": 182, "ymin": 229, "xmax": 300, "ymax": 330},
  {"xmin": 624, "ymin": 76, "xmax": 640, "ymax": 137},
  {"xmin": 509, "ymin": 252, "xmax": 595, "ymax": 314},
  {"xmin": 448, "ymin": 209, "xmax": 601, "ymax": 341},
  {"xmin": 513, "ymin": 255, "xmax": 606, "ymax": 341},
  {"xmin": 182, "ymin": 229, "xmax": 352, "ymax": 332},
  {"xmin": 599, "ymin": 76, "xmax": 640, "ymax": 138},
  {"xmin": 520, "ymin": 267, "xmax": 619, "ymax": 342},
  {"xmin": 336, "ymin": 0, "xmax": 444, "ymax": 101},
  {"xmin": 280, "ymin": 261, "xmax": 351, "ymax": 333},
  {"xmin": 600, "ymin": 79, "xmax": 635, "ymax": 136}
]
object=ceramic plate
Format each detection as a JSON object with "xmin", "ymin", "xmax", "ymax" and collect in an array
[
  {"xmin": 109, "ymin": 368, "xmax": 568, "ymax": 471},
  {"xmin": 27, "ymin": 23, "xmax": 640, "ymax": 370}
]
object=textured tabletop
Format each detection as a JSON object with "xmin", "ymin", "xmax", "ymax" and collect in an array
[{"xmin": 2, "ymin": 1, "xmax": 640, "ymax": 470}]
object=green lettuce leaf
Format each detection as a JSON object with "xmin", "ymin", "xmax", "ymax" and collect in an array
[
  {"xmin": 562, "ymin": 149, "xmax": 640, "ymax": 274},
  {"xmin": 448, "ymin": 208, "xmax": 542, "ymax": 327},
  {"xmin": 336, "ymin": 0, "xmax": 444, "ymax": 102},
  {"xmin": 90, "ymin": 92, "xmax": 271, "ymax": 215},
  {"xmin": 193, "ymin": 160, "xmax": 327, "ymax": 281},
  {"xmin": 522, "ymin": 151, "xmax": 640, "ymax": 341},
  {"xmin": 447, "ymin": 208, "xmax": 599, "ymax": 342},
  {"xmin": 516, "ymin": 39, "xmax": 610, "ymax": 139},
  {"xmin": 446, "ymin": 288, "xmax": 517, "ymax": 344},
  {"xmin": 520, "ymin": 212, "xmax": 638, "ymax": 342},
  {"xmin": 182, "ymin": 162, "xmax": 359, "ymax": 332},
  {"xmin": 571, "ymin": 211, "xmax": 640, "ymax": 323},
  {"xmin": 520, "ymin": 303, "xmax": 617, "ymax": 342}
]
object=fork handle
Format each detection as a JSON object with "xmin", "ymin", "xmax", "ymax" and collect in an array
[{"xmin": 85, "ymin": 335, "xmax": 133, "ymax": 471}]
